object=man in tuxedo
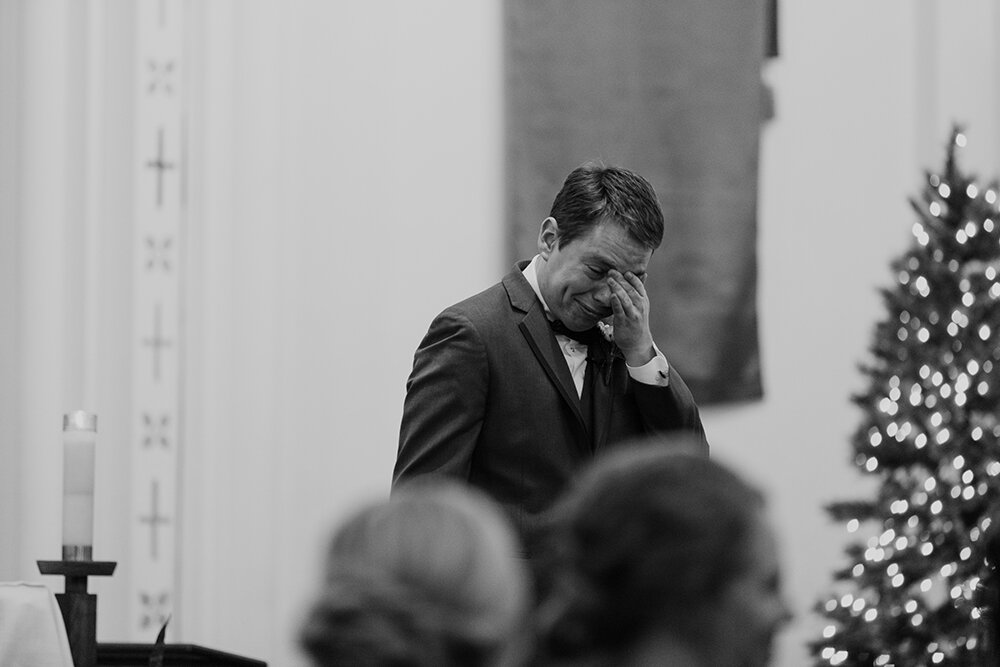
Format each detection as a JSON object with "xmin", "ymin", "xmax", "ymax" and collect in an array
[{"xmin": 393, "ymin": 162, "xmax": 707, "ymax": 552}]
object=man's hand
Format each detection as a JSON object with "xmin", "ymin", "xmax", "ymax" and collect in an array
[{"xmin": 608, "ymin": 269, "xmax": 655, "ymax": 366}]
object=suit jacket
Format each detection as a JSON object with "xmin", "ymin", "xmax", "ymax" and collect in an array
[{"xmin": 393, "ymin": 262, "xmax": 708, "ymax": 547}]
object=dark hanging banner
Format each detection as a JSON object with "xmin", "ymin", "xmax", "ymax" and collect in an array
[{"xmin": 505, "ymin": 0, "xmax": 772, "ymax": 404}]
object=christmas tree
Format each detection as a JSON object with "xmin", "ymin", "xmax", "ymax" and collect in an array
[{"xmin": 812, "ymin": 128, "xmax": 1000, "ymax": 666}]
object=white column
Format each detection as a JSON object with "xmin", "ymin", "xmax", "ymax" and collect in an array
[
  {"xmin": 915, "ymin": 0, "xmax": 1000, "ymax": 175},
  {"xmin": 18, "ymin": 0, "xmax": 90, "ymax": 576},
  {"xmin": 176, "ymin": 0, "xmax": 236, "ymax": 645},
  {"xmin": 0, "ymin": 0, "xmax": 25, "ymax": 580}
]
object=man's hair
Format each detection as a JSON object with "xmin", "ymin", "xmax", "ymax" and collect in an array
[
  {"xmin": 533, "ymin": 441, "xmax": 764, "ymax": 662},
  {"xmin": 548, "ymin": 162, "xmax": 665, "ymax": 251}
]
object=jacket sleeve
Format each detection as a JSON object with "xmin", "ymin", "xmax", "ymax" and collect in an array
[
  {"xmin": 633, "ymin": 365, "xmax": 710, "ymax": 455},
  {"xmin": 392, "ymin": 309, "xmax": 490, "ymax": 488}
]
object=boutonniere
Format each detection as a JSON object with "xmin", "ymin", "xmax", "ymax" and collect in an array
[
  {"xmin": 591, "ymin": 321, "xmax": 624, "ymax": 386},
  {"xmin": 597, "ymin": 320, "xmax": 614, "ymax": 343}
]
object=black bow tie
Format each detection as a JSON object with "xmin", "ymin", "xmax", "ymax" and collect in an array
[{"xmin": 549, "ymin": 319, "xmax": 601, "ymax": 346}]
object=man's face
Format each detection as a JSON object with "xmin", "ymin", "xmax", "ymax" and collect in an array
[
  {"xmin": 713, "ymin": 516, "xmax": 791, "ymax": 667},
  {"xmin": 535, "ymin": 217, "xmax": 652, "ymax": 331}
]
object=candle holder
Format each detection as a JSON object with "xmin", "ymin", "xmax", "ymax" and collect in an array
[{"xmin": 37, "ymin": 559, "xmax": 117, "ymax": 667}]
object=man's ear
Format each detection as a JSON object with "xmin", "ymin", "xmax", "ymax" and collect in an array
[{"xmin": 538, "ymin": 217, "xmax": 559, "ymax": 259}]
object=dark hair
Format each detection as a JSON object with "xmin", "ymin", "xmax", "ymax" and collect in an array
[
  {"xmin": 533, "ymin": 443, "xmax": 764, "ymax": 662},
  {"xmin": 548, "ymin": 162, "xmax": 665, "ymax": 251}
]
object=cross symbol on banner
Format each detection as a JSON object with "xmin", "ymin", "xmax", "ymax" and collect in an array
[
  {"xmin": 146, "ymin": 60, "xmax": 175, "ymax": 96},
  {"xmin": 138, "ymin": 590, "xmax": 171, "ymax": 631},
  {"xmin": 145, "ymin": 128, "xmax": 175, "ymax": 208},
  {"xmin": 141, "ymin": 412, "xmax": 171, "ymax": 449},
  {"xmin": 144, "ymin": 236, "xmax": 173, "ymax": 272},
  {"xmin": 141, "ymin": 303, "xmax": 172, "ymax": 382},
  {"xmin": 139, "ymin": 479, "xmax": 171, "ymax": 561}
]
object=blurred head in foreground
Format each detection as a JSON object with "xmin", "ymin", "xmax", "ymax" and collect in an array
[
  {"xmin": 300, "ymin": 480, "xmax": 531, "ymax": 667},
  {"xmin": 534, "ymin": 443, "xmax": 790, "ymax": 667}
]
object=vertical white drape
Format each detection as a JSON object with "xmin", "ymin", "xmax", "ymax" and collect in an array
[
  {"xmin": 0, "ymin": 0, "xmax": 24, "ymax": 579},
  {"xmin": 1, "ymin": 0, "xmax": 138, "ymax": 637},
  {"xmin": 13, "ymin": 0, "xmax": 91, "ymax": 575},
  {"xmin": 178, "ymin": 0, "xmax": 287, "ymax": 653}
]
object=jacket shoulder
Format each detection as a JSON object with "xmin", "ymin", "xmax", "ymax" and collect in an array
[{"xmin": 436, "ymin": 265, "xmax": 533, "ymax": 324}]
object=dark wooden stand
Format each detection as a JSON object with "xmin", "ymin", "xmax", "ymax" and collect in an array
[
  {"xmin": 96, "ymin": 643, "xmax": 266, "ymax": 666},
  {"xmin": 35, "ymin": 558, "xmax": 266, "ymax": 666},
  {"xmin": 38, "ymin": 559, "xmax": 118, "ymax": 667}
]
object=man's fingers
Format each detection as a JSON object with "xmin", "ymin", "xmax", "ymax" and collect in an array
[
  {"xmin": 608, "ymin": 278, "xmax": 638, "ymax": 318},
  {"xmin": 611, "ymin": 292, "xmax": 624, "ymax": 317},
  {"xmin": 623, "ymin": 271, "xmax": 647, "ymax": 296},
  {"xmin": 610, "ymin": 270, "xmax": 645, "ymax": 305}
]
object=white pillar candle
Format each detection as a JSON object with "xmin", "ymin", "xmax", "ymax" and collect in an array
[{"xmin": 62, "ymin": 410, "xmax": 97, "ymax": 561}]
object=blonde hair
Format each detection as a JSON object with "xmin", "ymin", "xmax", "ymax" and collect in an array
[{"xmin": 300, "ymin": 480, "xmax": 530, "ymax": 666}]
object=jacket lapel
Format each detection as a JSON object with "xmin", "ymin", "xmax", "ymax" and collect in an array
[{"xmin": 503, "ymin": 264, "xmax": 587, "ymax": 430}]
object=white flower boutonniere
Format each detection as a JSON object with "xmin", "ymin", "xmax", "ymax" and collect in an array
[
  {"xmin": 592, "ymin": 320, "xmax": 623, "ymax": 386},
  {"xmin": 597, "ymin": 320, "xmax": 614, "ymax": 343}
]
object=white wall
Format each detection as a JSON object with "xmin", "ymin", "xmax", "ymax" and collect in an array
[
  {"xmin": 1, "ymin": 2, "xmax": 998, "ymax": 666},
  {"xmin": 177, "ymin": 0, "xmax": 506, "ymax": 661},
  {"xmin": 707, "ymin": 2, "xmax": 1000, "ymax": 663}
]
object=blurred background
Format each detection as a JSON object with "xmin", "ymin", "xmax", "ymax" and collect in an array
[{"xmin": 1, "ymin": 1, "xmax": 999, "ymax": 665}]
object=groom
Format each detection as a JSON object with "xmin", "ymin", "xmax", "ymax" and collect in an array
[{"xmin": 393, "ymin": 162, "xmax": 708, "ymax": 551}]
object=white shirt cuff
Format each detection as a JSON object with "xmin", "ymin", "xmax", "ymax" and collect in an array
[{"xmin": 625, "ymin": 344, "xmax": 670, "ymax": 387}]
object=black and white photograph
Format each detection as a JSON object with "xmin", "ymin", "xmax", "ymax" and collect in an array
[{"xmin": 2, "ymin": 2, "xmax": 1000, "ymax": 666}]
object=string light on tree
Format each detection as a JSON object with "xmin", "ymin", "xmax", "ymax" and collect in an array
[{"xmin": 810, "ymin": 127, "xmax": 1000, "ymax": 665}]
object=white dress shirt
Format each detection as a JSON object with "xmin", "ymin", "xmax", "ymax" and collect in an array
[{"xmin": 523, "ymin": 255, "xmax": 670, "ymax": 397}]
